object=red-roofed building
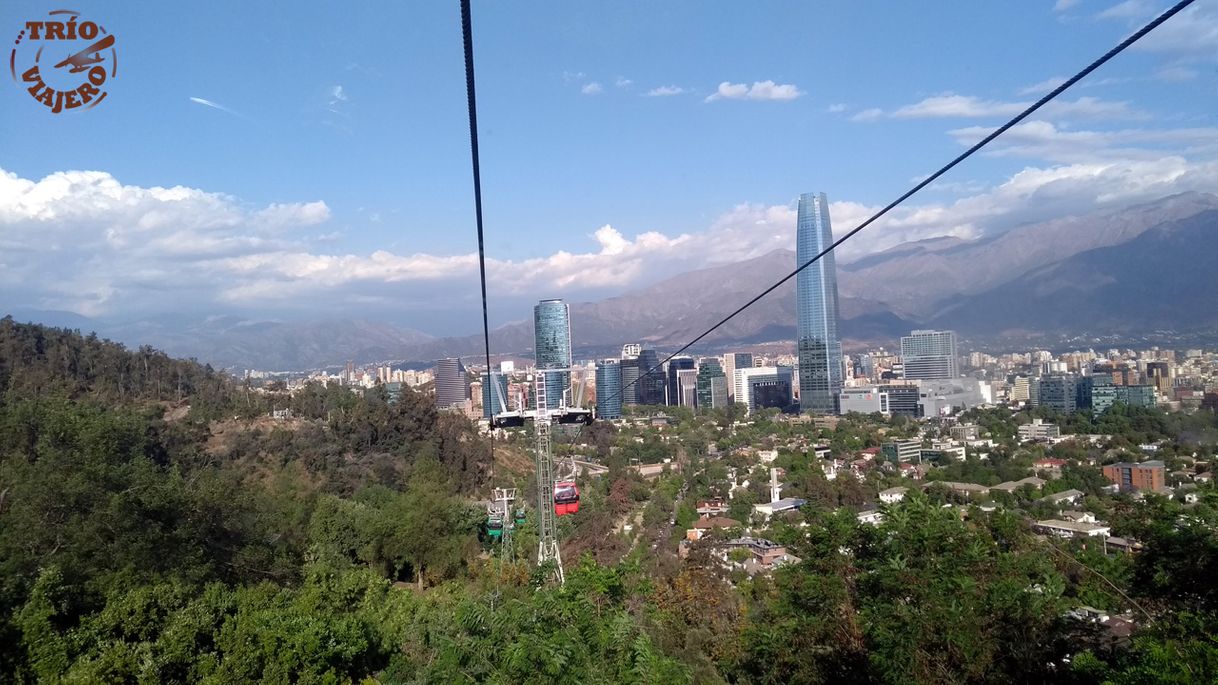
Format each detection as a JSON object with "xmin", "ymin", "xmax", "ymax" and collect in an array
[{"xmin": 1034, "ymin": 458, "xmax": 1067, "ymax": 478}]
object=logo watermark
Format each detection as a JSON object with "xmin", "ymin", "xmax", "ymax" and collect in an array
[{"xmin": 10, "ymin": 8, "xmax": 117, "ymax": 113}]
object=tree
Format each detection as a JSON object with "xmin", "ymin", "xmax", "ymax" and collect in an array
[{"xmin": 382, "ymin": 459, "xmax": 479, "ymax": 587}]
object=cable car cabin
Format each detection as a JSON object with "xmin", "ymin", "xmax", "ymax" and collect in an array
[
  {"xmin": 486, "ymin": 516, "xmax": 504, "ymax": 539},
  {"xmin": 514, "ymin": 509, "xmax": 527, "ymax": 526},
  {"xmin": 553, "ymin": 481, "xmax": 580, "ymax": 516},
  {"xmin": 555, "ymin": 408, "xmax": 594, "ymax": 426},
  {"xmin": 492, "ymin": 414, "xmax": 525, "ymax": 428}
]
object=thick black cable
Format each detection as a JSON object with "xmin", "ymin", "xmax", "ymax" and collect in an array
[
  {"xmin": 460, "ymin": 0, "xmax": 497, "ymax": 478},
  {"xmin": 603, "ymin": 0, "xmax": 1196, "ymax": 410}
]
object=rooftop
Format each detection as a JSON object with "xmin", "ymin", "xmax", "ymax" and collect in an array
[
  {"xmin": 1036, "ymin": 519, "xmax": 1111, "ymax": 535},
  {"xmin": 1040, "ymin": 489, "xmax": 1085, "ymax": 503},
  {"xmin": 693, "ymin": 516, "xmax": 742, "ymax": 530}
]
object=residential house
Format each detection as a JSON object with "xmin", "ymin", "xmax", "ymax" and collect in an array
[
  {"xmin": 879, "ymin": 486, "xmax": 908, "ymax": 504},
  {"xmin": 1035, "ymin": 519, "xmax": 1112, "ymax": 538},
  {"xmin": 1033, "ymin": 458, "xmax": 1067, "ymax": 478},
  {"xmin": 992, "ymin": 476, "xmax": 1046, "ymax": 494},
  {"xmin": 716, "ymin": 537, "xmax": 801, "ymax": 575},
  {"xmin": 1040, "ymin": 489, "xmax": 1085, "ymax": 507},
  {"xmin": 857, "ymin": 507, "xmax": 885, "ymax": 525},
  {"xmin": 686, "ymin": 516, "xmax": 743, "ymax": 541},
  {"xmin": 924, "ymin": 481, "xmax": 990, "ymax": 498}
]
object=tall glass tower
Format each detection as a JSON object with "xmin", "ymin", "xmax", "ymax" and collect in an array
[
  {"xmin": 434, "ymin": 357, "xmax": 468, "ymax": 409},
  {"xmin": 595, "ymin": 359, "xmax": 623, "ymax": 419},
  {"xmin": 795, "ymin": 192, "xmax": 843, "ymax": 414},
  {"xmin": 666, "ymin": 356, "xmax": 696, "ymax": 406},
  {"xmin": 533, "ymin": 299, "xmax": 572, "ymax": 406}
]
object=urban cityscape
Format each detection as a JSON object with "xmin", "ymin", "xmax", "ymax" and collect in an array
[{"xmin": 278, "ymin": 191, "xmax": 1215, "ymax": 432}]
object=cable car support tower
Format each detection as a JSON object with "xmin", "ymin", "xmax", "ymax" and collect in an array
[{"xmin": 533, "ymin": 370, "xmax": 564, "ymax": 584}]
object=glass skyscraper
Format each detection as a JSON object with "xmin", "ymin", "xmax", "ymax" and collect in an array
[
  {"xmin": 666, "ymin": 356, "xmax": 695, "ymax": 405},
  {"xmin": 481, "ymin": 372, "xmax": 509, "ymax": 419},
  {"xmin": 595, "ymin": 359, "xmax": 623, "ymax": 419},
  {"xmin": 620, "ymin": 352, "xmax": 640, "ymax": 406},
  {"xmin": 636, "ymin": 348, "xmax": 667, "ymax": 406},
  {"xmin": 533, "ymin": 299, "xmax": 572, "ymax": 407},
  {"xmin": 696, "ymin": 358, "xmax": 728, "ymax": 409},
  {"xmin": 795, "ymin": 192, "xmax": 843, "ymax": 414},
  {"xmin": 434, "ymin": 357, "xmax": 468, "ymax": 409}
]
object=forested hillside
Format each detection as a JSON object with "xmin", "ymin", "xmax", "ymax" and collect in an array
[{"xmin": 1, "ymin": 318, "xmax": 1217, "ymax": 683}]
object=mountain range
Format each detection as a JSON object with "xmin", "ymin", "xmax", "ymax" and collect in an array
[{"xmin": 5, "ymin": 192, "xmax": 1217, "ymax": 369}]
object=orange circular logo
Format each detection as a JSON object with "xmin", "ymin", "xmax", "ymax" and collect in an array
[{"xmin": 10, "ymin": 8, "xmax": 117, "ymax": 113}]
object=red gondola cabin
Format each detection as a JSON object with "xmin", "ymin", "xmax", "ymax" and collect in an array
[{"xmin": 553, "ymin": 481, "xmax": 580, "ymax": 516}]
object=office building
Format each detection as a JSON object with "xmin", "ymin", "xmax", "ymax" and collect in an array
[
  {"xmin": 739, "ymin": 366, "xmax": 795, "ymax": 414},
  {"xmin": 1077, "ymin": 374, "xmax": 1117, "ymax": 413},
  {"xmin": 722, "ymin": 352, "xmax": 753, "ymax": 403},
  {"xmin": 1037, "ymin": 375, "xmax": 1078, "ymax": 413},
  {"xmin": 884, "ymin": 384, "xmax": 922, "ymax": 418},
  {"xmin": 1145, "ymin": 361, "xmax": 1172, "ymax": 395},
  {"xmin": 636, "ymin": 349, "xmax": 667, "ymax": 406},
  {"xmin": 666, "ymin": 356, "xmax": 696, "ymax": 406},
  {"xmin": 1116, "ymin": 384, "xmax": 1156, "ymax": 408},
  {"xmin": 676, "ymin": 368, "xmax": 699, "ymax": 407},
  {"xmin": 1093, "ymin": 361, "xmax": 1136, "ymax": 386},
  {"xmin": 595, "ymin": 359, "xmax": 623, "ymax": 419},
  {"xmin": 620, "ymin": 345, "xmax": 641, "ymax": 406},
  {"xmin": 795, "ymin": 192, "xmax": 843, "ymax": 414},
  {"xmin": 481, "ymin": 372, "xmax": 509, "ymax": 419},
  {"xmin": 696, "ymin": 358, "xmax": 728, "ymax": 409},
  {"xmin": 838, "ymin": 387, "xmax": 889, "ymax": 415},
  {"xmin": 1019, "ymin": 419, "xmax": 1061, "ymax": 441},
  {"xmin": 534, "ymin": 299, "xmax": 572, "ymax": 407},
  {"xmin": 882, "ymin": 439, "xmax": 922, "ymax": 464},
  {"xmin": 900, "ymin": 330, "xmax": 958, "ymax": 380},
  {"xmin": 917, "ymin": 378, "xmax": 993, "ymax": 417},
  {"xmin": 1007, "ymin": 375, "xmax": 1030, "ymax": 402},
  {"xmin": 434, "ymin": 358, "xmax": 468, "ymax": 409}
]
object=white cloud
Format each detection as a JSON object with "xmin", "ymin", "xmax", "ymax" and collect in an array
[
  {"xmin": 615, "ymin": 77, "xmax": 632, "ymax": 88},
  {"xmin": 645, "ymin": 85, "xmax": 687, "ymax": 97},
  {"xmin": 947, "ymin": 120, "xmax": 1218, "ymax": 163},
  {"xmin": 851, "ymin": 93, "xmax": 1145, "ymax": 122},
  {"xmin": 0, "ymin": 169, "xmax": 330, "ymax": 315},
  {"xmin": 581, "ymin": 82, "xmax": 603, "ymax": 95},
  {"xmin": 1134, "ymin": 3, "xmax": 1218, "ymax": 57},
  {"xmin": 827, "ymin": 103, "xmax": 848, "ymax": 113},
  {"xmin": 189, "ymin": 96, "xmax": 242, "ymax": 118},
  {"xmin": 1017, "ymin": 76, "xmax": 1066, "ymax": 95},
  {"xmin": 1156, "ymin": 65, "xmax": 1199, "ymax": 81},
  {"xmin": 705, "ymin": 80, "xmax": 802, "ymax": 102},
  {"xmin": 1054, "ymin": 0, "xmax": 1081, "ymax": 11},
  {"xmin": 4, "ymin": 126, "xmax": 1216, "ymax": 320},
  {"xmin": 892, "ymin": 93, "xmax": 1141, "ymax": 119},
  {"xmin": 850, "ymin": 107, "xmax": 884, "ymax": 122},
  {"xmin": 1097, "ymin": 0, "xmax": 1155, "ymax": 20},
  {"xmin": 328, "ymin": 85, "xmax": 347, "ymax": 104}
]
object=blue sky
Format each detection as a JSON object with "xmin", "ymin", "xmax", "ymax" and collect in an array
[{"xmin": 1, "ymin": 0, "xmax": 1216, "ymax": 334}]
